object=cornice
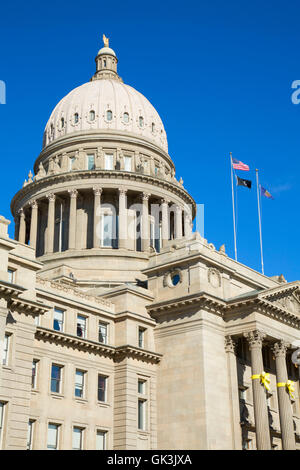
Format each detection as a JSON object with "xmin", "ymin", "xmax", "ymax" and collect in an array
[
  {"xmin": 11, "ymin": 170, "xmax": 196, "ymax": 216},
  {"xmin": 9, "ymin": 297, "xmax": 50, "ymax": 316},
  {"xmin": 147, "ymin": 291, "xmax": 226, "ymax": 317},
  {"xmin": 147, "ymin": 287, "xmax": 300, "ymax": 330},
  {"xmin": 35, "ymin": 327, "xmax": 161, "ymax": 363}
]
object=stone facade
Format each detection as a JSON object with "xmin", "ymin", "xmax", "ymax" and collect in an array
[{"xmin": 0, "ymin": 40, "xmax": 299, "ymax": 450}]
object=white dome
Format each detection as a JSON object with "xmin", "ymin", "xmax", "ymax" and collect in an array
[
  {"xmin": 43, "ymin": 79, "xmax": 168, "ymax": 152},
  {"xmin": 97, "ymin": 46, "xmax": 116, "ymax": 56}
]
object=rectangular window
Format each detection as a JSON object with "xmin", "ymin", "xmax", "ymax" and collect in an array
[
  {"xmin": 27, "ymin": 420, "xmax": 34, "ymax": 450},
  {"xmin": 150, "ymin": 221, "xmax": 155, "ymax": 248},
  {"xmin": 51, "ymin": 364, "xmax": 62, "ymax": 394},
  {"xmin": 102, "ymin": 213, "xmax": 114, "ymax": 247},
  {"xmin": 87, "ymin": 154, "xmax": 95, "ymax": 170},
  {"xmin": 34, "ymin": 315, "xmax": 40, "ymax": 326},
  {"xmin": 96, "ymin": 430, "xmax": 106, "ymax": 450},
  {"xmin": 138, "ymin": 327, "xmax": 145, "ymax": 348},
  {"xmin": 98, "ymin": 322, "xmax": 108, "ymax": 344},
  {"xmin": 124, "ymin": 156, "xmax": 132, "ymax": 172},
  {"xmin": 53, "ymin": 307, "xmax": 64, "ymax": 332},
  {"xmin": 138, "ymin": 399, "xmax": 146, "ymax": 430},
  {"xmin": 2, "ymin": 334, "xmax": 9, "ymax": 366},
  {"xmin": 242, "ymin": 439, "xmax": 253, "ymax": 450},
  {"xmin": 138, "ymin": 379, "xmax": 146, "ymax": 395},
  {"xmin": 98, "ymin": 375, "xmax": 107, "ymax": 402},
  {"xmin": 104, "ymin": 153, "xmax": 113, "ymax": 170},
  {"xmin": 77, "ymin": 315, "xmax": 87, "ymax": 338},
  {"xmin": 75, "ymin": 370, "xmax": 85, "ymax": 398},
  {"xmin": 7, "ymin": 269, "xmax": 14, "ymax": 283},
  {"xmin": 32, "ymin": 360, "xmax": 38, "ymax": 389},
  {"xmin": 72, "ymin": 427, "xmax": 83, "ymax": 450},
  {"xmin": 0, "ymin": 402, "xmax": 5, "ymax": 449},
  {"xmin": 69, "ymin": 156, "xmax": 75, "ymax": 170},
  {"xmin": 47, "ymin": 423, "xmax": 59, "ymax": 450}
]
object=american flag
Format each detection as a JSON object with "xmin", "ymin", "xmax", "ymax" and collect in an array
[{"xmin": 232, "ymin": 158, "xmax": 249, "ymax": 171}]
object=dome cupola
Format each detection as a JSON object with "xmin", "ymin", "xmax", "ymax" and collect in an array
[{"xmin": 92, "ymin": 34, "xmax": 122, "ymax": 82}]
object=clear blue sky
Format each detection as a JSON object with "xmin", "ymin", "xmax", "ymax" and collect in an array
[{"xmin": 0, "ymin": 0, "xmax": 299, "ymax": 281}]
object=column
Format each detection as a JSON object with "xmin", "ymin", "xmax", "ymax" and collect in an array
[
  {"xmin": 18, "ymin": 208, "xmax": 26, "ymax": 244},
  {"xmin": 272, "ymin": 340, "xmax": 296, "ymax": 450},
  {"xmin": 46, "ymin": 193, "xmax": 56, "ymax": 254},
  {"xmin": 183, "ymin": 205, "xmax": 192, "ymax": 239},
  {"xmin": 244, "ymin": 330, "xmax": 271, "ymax": 449},
  {"xmin": 68, "ymin": 189, "xmax": 78, "ymax": 250},
  {"xmin": 141, "ymin": 193, "xmax": 150, "ymax": 252},
  {"xmin": 225, "ymin": 336, "xmax": 243, "ymax": 449},
  {"xmin": 161, "ymin": 199, "xmax": 169, "ymax": 248},
  {"xmin": 174, "ymin": 205, "xmax": 183, "ymax": 240},
  {"xmin": 14, "ymin": 217, "xmax": 19, "ymax": 241},
  {"xmin": 93, "ymin": 187, "xmax": 102, "ymax": 248},
  {"xmin": 118, "ymin": 189, "xmax": 127, "ymax": 249},
  {"xmin": 29, "ymin": 200, "xmax": 38, "ymax": 250}
]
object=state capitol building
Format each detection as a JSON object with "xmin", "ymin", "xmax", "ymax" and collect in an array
[{"xmin": 0, "ymin": 38, "xmax": 299, "ymax": 450}]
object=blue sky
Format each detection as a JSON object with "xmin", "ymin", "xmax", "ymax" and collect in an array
[{"xmin": 0, "ymin": 0, "xmax": 299, "ymax": 281}]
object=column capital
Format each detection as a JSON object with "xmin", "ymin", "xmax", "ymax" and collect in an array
[
  {"xmin": 272, "ymin": 340, "xmax": 290, "ymax": 358},
  {"xmin": 93, "ymin": 187, "xmax": 102, "ymax": 196},
  {"xmin": 243, "ymin": 330, "xmax": 266, "ymax": 349},
  {"xmin": 119, "ymin": 188, "xmax": 127, "ymax": 197},
  {"xmin": 68, "ymin": 189, "xmax": 78, "ymax": 198},
  {"xmin": 225, "ymin": 335, "xmax": 237, "ymax": 354},
  {"xmin": 175, "ymin": 204, "xmax": 183, "ymax": 212},
  {"xmin": 29, "ymin": 199, "xmax": 38, "ymax": 209},
  {"xmin": 46, "ymin": 192, "xmax": 56, "ymax": 202},
  {"xmin": 142, "ymin": 192, "xmax": 151, "ymax": 202},
  {"xmin": 160, "ymin": 198, "xmax": 170, "ymax": 205},
  {"xmin": 18, "ymin": 208, "xmax": 25, "ymax": 217}
]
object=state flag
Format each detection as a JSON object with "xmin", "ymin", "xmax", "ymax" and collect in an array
[{"xmin": 260, "ymin": 185, "xmax": 274, "ymax": 199}]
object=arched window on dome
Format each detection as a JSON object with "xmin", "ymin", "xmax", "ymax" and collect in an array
[
  {"xmin": 106, "ymin": 110, "xmax": 113, "ymax": 121},
  {"xmin": 74, "ymin": 113, "xmax": 79, "ymax": 124},
  {"xmin": 61, "ymin": 117, "xmax": 65, "ymax": 129},
  {"xmin": 89, "ymin": 110, "xmax": 95, "ymax": 121},
  {"xmin": 151, "ymin": 122, "xmax": 155, "ymax": 133},
  {"xmin": 50, "ymin": 123, "xmax": 54, "ymax": 138},
  {"xmin": 123, "ymin": 112, "xmax": 129, "ymax": 123},
  {"xmin": 103, "ymin": 59, "xmax": 107, "ymax": 68},
  {"xmin": 139, "ymin": 116, "xmax": 144, "ymax": 127}
]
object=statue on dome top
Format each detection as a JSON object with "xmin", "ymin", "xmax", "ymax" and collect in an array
[{"xmin": 103, "ymin": 34, "xmax": 109, "ymax": 47}]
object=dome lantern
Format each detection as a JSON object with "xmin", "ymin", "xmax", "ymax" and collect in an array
[{"xmin": 92, "ymin": 34, "xmax": 122, "ymax": 83}]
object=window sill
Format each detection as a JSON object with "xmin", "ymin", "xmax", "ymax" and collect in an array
[
  {"xmin": 2, "ymin": 365, "xmax": 12, "ymax": 371},
  {"xmin": 97, "ymin": 401, "xmax": 110, "ymax": 408},
  {"xmin": 74, "ymin": 397, "xmax": 88, "ymax": 404},
  {"xmin": 50, "ymin": 392, "xmax": 64, "ymax": 399},
  {"xmin": 137, "ymin": 430, "xmax": 150, "ymax": 436}
]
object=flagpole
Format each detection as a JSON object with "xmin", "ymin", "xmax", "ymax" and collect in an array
[
  {"xmin": 256, "ymin": 169, "xmax": 264, "ymax": 274},
  {"xmin": 230, "ymin": 152, "xmax": 237, "ymax": 261}
]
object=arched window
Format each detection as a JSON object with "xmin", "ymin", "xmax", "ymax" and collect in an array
[
  {"xmin": 74, "ymin": 113, "xmax": 79, "ymax": 124},
  {"xmin": 61, "ymin": 117, "xmax": 65, "ymax": 129},
  {"xmin": 123, "ymin": 112, "xmax": 129, "ymax": 123},
  {"xmin": 139, "ymin": 116, "xmax": 144, "ymax": 127},
  {"xmin": 103, "ymin": 59, "xmax": 107, "ymax": 68},
  {"xmin": 151, "ymin": 122, "xmax": 155, "ymax": 132},
  {"xmin": 106, "ymin": 110, "xmax": 113, "ymax": 121},
  {"xmin": 50, "ymin": 123, "xmax": 54, "ymax": 137},
  {"xmin": 89, "ymin": 110, "xmax": 95, "ymax": 121}
]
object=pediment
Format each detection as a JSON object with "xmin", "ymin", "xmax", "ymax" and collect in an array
[{"xmin": 258, "ymin": 282, "xmax": 300, "ymax": 315}]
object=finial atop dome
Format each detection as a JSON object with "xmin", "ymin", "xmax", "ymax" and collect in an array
[
  {"xmin": 103, "ymin": 34, "xmax": 109, "ymax": 47},
  {"xmin": 91, "ymin": 37, "xmax": 123, "ymax": 83}
]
